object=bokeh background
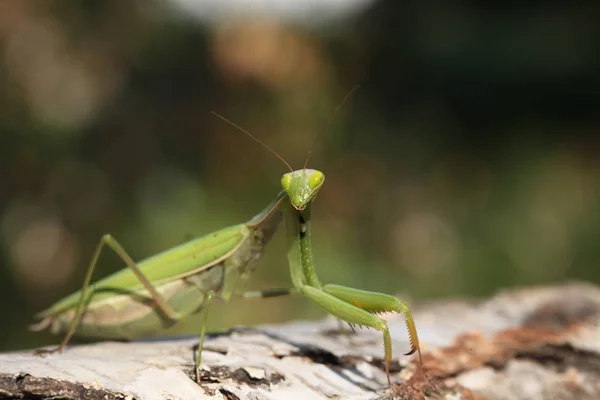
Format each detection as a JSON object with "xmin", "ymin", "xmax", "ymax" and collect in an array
[{"xmin": 1, "ymin": 1, "xmax": 599, "ymax": 352}]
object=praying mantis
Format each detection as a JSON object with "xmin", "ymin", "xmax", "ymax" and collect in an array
[{"xmin": 31, "ymin": 90, "xmax": 422, "ymax": 386}]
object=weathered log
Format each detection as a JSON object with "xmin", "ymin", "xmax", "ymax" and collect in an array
[{"xmin": 1, "ymin": 282, "xmax": 599, "ymax": 399}]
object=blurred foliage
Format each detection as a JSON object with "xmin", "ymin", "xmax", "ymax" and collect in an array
[{"xmin": 0, "ymin": 1, "xmax": 599, "ymax": 352}]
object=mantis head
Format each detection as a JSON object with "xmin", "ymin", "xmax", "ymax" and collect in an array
[{"xmin": 281, "ymin": 169, "xmax": 325, "ymax": 210}]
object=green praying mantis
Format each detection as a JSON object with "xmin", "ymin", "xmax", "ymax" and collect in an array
[{"xmin": 31, "ymin": 90, "xmax": 422, "ymax": 386}]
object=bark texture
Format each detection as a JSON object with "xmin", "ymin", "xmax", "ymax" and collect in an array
[{"xmin": 1, "ymin": 282, "xmax": 600, "ymax": 400}]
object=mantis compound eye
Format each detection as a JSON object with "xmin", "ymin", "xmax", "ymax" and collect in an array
[
  {"xmin": 281, "ymin": 173, "xmax": 293, "ymax": 191},
  {"xmin": 308, "ymin": 171, "xmax": 325, "ymax": 190}
]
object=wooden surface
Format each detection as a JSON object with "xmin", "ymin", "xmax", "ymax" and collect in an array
[{"xmin": 2, "ymin": 282, "xmax": 600, "ymax": 399}]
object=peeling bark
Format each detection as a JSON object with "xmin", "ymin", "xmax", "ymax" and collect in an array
[{"xmin": 1, "ymin": 282, "xmax": 600, "ymax": 400}]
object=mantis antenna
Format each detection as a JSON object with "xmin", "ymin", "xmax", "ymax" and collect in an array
[
  {"xmin": 211, "ymin": 85, "xmax": 359, "ymax": 172},
  {"xmin": 210, "ymin": 111, "xmax": 294, "ymax": 173},
  {"xmin": 303, "ymin": 85, "xmax": 361, "ymax": 170}
]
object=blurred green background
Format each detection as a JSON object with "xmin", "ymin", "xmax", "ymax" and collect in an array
[{"xmin": 1, "ymin": 1, "xmax": 599, "ymax": 352}]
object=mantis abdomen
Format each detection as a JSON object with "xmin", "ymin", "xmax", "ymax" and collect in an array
[
  {"xmin": 32, "ymin": 193, "xmax": 285, "ymax": 341},
  {"xmin": 39, "ymin": 266, "xmax": 224, "ymax": 339}
]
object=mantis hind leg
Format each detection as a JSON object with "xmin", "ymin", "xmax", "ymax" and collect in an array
[{"xmin": 36, "ymin": 234, "xmax": 183, "ymax": 356}]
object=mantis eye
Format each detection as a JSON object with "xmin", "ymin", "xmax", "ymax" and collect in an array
[
  {"xmin": 281, "ymin": 173, "xmax": 292, "ymax": 191},
  {"xmin": 308, "ymin": 171, "xmax": 324, "ymax": 189}
]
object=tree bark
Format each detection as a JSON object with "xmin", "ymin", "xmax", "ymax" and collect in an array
[{"xmin": 2, "ymin": 282, "xmax": 600, "ymax": 400}]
